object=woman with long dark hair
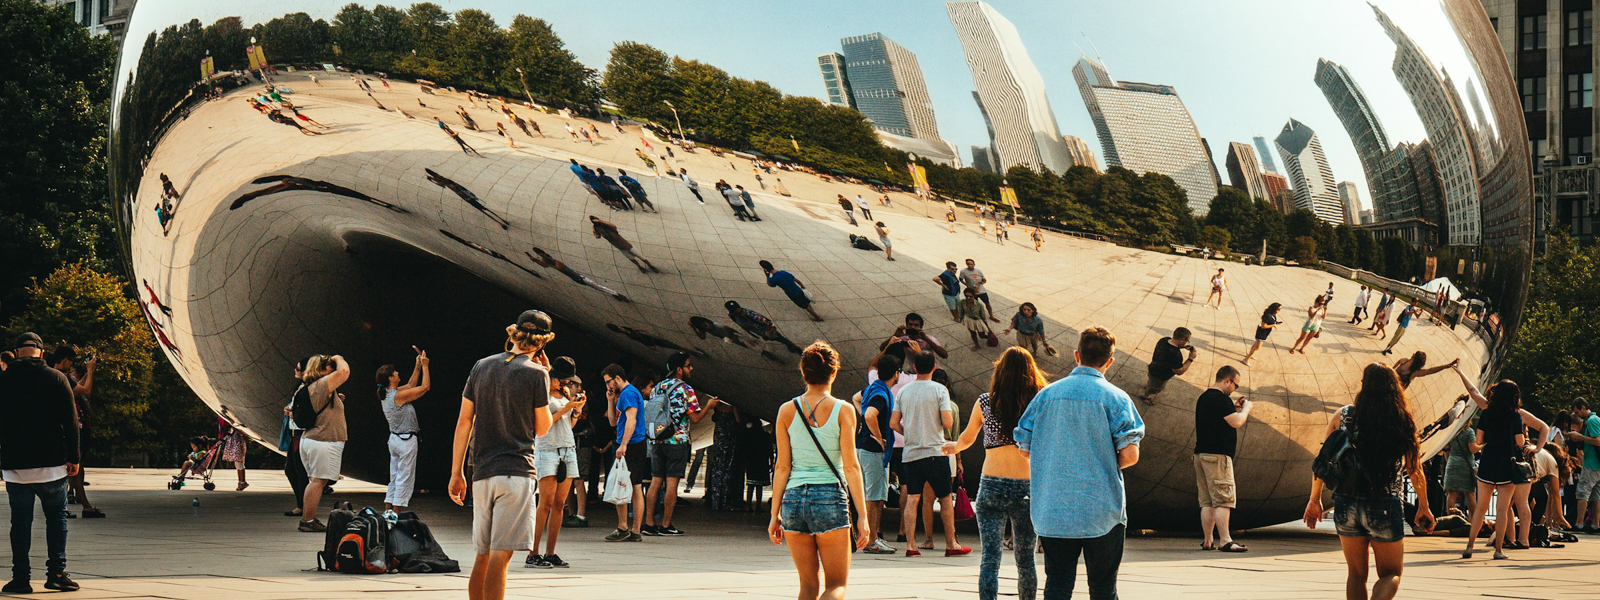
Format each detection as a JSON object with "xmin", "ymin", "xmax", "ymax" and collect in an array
[
  {"xmin": 1243, "ymin": 303, "xmax": 1281, "ymax": 365},
  {"xmin": 1289, "ymin": 295, "xmax": 1327, "ymax": 354},
  {"xmin": 1391, "ymin": 351, "xmax": 1456, "ymax": 389},
  {"xmin": 947, "ymin": 347, "xmax": 1048, "ymax": 600},
  {"xmin": 1304, "ymin": 364, "xmax": 1433, "ymax": 600},
  {"xmin": 1462, "ymin": 379, "xmax": 1530, "ymax": 559},
  {"xmin": 769, "ymin": 341, "xmax": 871, "ymax": 599}
]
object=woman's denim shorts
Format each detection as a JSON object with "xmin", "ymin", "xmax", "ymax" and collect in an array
[
  {"xmin": 1333, "ymin": 494, "xmax": 1406, "ymax": 543},
  {"xmin": 781, "ymin": 483, "xmax": 850, "ymax": 535}
]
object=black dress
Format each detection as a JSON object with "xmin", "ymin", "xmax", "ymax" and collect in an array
[
  {"xmin": 706, "ymin": 410, "xmax": 742, "ymax": 511},
  {"xmin": 1474, "ymin": 410, "xmax": 1526, "ymax": 485}
]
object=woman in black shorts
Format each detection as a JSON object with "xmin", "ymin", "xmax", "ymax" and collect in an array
[
  {"xmin": 1243, "ymin": 303, "xmax": 1281, "ymax": 365},
  {"xmin": 1463, "ymin": 380, "xmax": 1532, "ymax": 559}
]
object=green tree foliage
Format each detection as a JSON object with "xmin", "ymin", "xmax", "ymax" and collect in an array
[
  {"xmin": 602, "ymin": 41, "xmax": 675, "ymax": 123},
  {"xmin": 1503, "ymin": 231, "xmax": 1600, "ymax": 413},
  {"xmin": 445, "ymin": 9, "xmax": 504, "ymax": 89},
  {"xmin": 1197, "ymin": 225, "xmax": 1231, "ymax": 251},
  {"xmin": 251, "ymin": 12, "xmax": 330, "ymax": 63},
  {"xmin": 501, "ymin": 16, "xmax": 597, "ymax": 106},
  {"xmin": 0, "ymin": 0, "xmax": 116, "ymax": 317}
]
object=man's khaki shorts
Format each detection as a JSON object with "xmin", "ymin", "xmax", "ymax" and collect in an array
[{"xmin": 1194, "ymin": 453, "xmax": 1237, "ymax": 509}]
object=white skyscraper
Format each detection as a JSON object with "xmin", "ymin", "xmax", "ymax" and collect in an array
[
  {"xmin": 946, "ymin": 1, "xmax": 1073, "ymax": 173},
  {"xmin": 1374, "ymin": 4, "xmax": 1481, "ymax": 245},
  {"xmin": 1073, "ymin": 56, "xmax": 1218, "ymax": 215},
  {"xmin": 1338, "ymin": 181, "xmax": 1361, "ymax": 225},
  {"xmin": 1275, "ymin": 119, "xmax": 1344, "ymax": 224}
]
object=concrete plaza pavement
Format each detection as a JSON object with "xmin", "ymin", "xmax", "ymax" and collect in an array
[{"xmin": 1, "ymin": 470, "xmax": 1595, "ymax": 599}]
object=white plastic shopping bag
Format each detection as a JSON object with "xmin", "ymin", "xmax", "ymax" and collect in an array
[{"xmin": 602, "ymin": 457, "xmax": 632, "ymax": 504}]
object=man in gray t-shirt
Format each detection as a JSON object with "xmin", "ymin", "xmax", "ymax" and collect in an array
[
  {"xmin": 451, "ymin": 310, "xmax": 555, "ymax": 600},
  {"xmin": 890, "ymin": 351, "xmax": 966, "ymax": 555}
]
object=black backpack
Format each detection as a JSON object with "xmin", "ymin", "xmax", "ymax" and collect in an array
[
  {"xmin": 333, "ymin": 508, "xmax": 390, "ymax": 574},
  {"xmin": 290, "ymin": 384, "xmax": 325, "ymax": 430},
  {"xmin": 1312, "ymin": 407, "xmax": 1371, "ymax": 494},
  {"xmin": 318, "ymin": 502, "xmax": 357, "ymax": 571},
  {"xmin": 388, "ymin": 513, "xmax": 460, "ymax": 573}
]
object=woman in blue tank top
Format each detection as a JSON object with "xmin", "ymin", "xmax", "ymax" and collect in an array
[{"xmin": 769, "ymin": 341, "xmax": 871, "ymax": 599}]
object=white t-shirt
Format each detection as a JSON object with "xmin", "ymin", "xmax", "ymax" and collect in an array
[
  {"xmin": 856, "ymin": 196, "xmax": 869, "ymax": 210},
  {"xmin": 2, "ymin": 466, "xmax": 68, "ymax": 485},
  {"xmin": 1355, "ymin": 289, "xmax": 1370, "ymax": 307},
  {"xmin": 959, "ymin": 267, "xmax": 987, "ymax": 294},
  {"xmin": 1211, "ymin": 274, "xmax": 1225, "ymax": 290},
  {"xmin": 536, "ymin": 394, "xmax": 576, "ymax": 451},
  {"xmin": 895, "ymin": 380, "xmax": 953, "ymax": 463},
  {"xmin": 1532, "ymin": 449, "xmax": 1559, "ymax": 481}
]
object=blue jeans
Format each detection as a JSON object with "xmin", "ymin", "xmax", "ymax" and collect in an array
[
  {"xmin": 7, "ymin": 478, "xmax": 70, "ymax": 578},
  {"xmin": 978, "ymin": 476, "xmax": 1036, "ymax": 600},
  {"xmin": 1041, "ymin": 524, "xmax": 1124, "ymax": 600}
]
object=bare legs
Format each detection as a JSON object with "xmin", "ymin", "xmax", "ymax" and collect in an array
[
  {"xmin": 1200, "ymin": 507, "xmax": 1233, "ymax": 548},
  {"xmin": 301, "ymin": 478, "xmax": 329, "ymax": 524},
  {"xmin": 1339, "ymin": 536, "xmax": 1405, "ymax": 600},
  {"xmin": 1465, "ymin": 481, "xmax": 1513, "ymax": 558},
  {"xmin": 1243, "ymin": 340, "xmax": 1264, "ymax": 365},
  {"xmin": 644, "ymin": 476, "xmax": 682, "ymax": 530},
  {"xmin": 532, "ymin": 475, "xmax": 573, "ymax": 558},
  {"xmin": 468, "ymin": 550, "xmax": 513, "ymax": 600},
  {"xmin": 785, "ymin": 527, "xmax": 852, "ymax": 600}
]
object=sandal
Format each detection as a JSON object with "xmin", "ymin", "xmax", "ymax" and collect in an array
[
  {"xmin": 1218, "ymin": 541, "xmax": 1248, "ymax": 553},
  {"xmin": 918, "ymin": 541, "xmax": 934, "ymax": 550},
  {"xmin": 1200, "ymin": 542, "xmax": 1215, "ymax": 551}
]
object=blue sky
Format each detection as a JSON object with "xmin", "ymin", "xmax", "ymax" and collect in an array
[{"xmin": 123, "ymin": 0, "xmax": 1503, "ymax": 212}]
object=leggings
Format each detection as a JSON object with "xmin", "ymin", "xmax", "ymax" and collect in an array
[{"xmin": 977, "ymin": 476, "xmax": 1036, "ymax": 600}]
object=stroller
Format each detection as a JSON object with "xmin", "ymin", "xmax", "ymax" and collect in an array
[{"xmin": 168, "ymin": 435, "xmax": 224, "ymax": 491}]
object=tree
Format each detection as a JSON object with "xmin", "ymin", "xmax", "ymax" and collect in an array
[
  {"xmin": 499, "ymin": 15, "xmax": 595, "ymax": 107},
  {"xmin": 1205, "ymin": 187, "xmax": 1257, "ymax": 252},
  {"xmin": 403, "ymin": 2, "xmax": 451, "ymax": 60},
  {"xmin": 1502, "ymin": 231, "xmax": 1600, "ymax": 413},
  {"xmin": 0, "ymin": 0, "xmax": 116, "ymax": 319},
  {"xmin": 1287, "ymin": 236, "xmax": 1318, "ymax": 264},
  {"xmin": 603, "ymin": 41, "xmax": 675, "ymax": 123},
  {"xmin": 1197, "ymin": 226, "xmax": 1232, "ymax": 251},
  {"xmin": 444, "ymin": 9, "xmax": 504, "ymax": 89},
  {"xmin": 253, "ymin": 12, "xmax": 329, "ymax": 63}
]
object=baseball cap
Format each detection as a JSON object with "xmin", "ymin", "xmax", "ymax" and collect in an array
[
  {"xmin": 515, "ymin": 310, "xmax": 553, "ymax": 335},
  {"xmin": 13, "ymin": 332, "xmax": 42, "ymax": 350},
  {"xmin": 549, "ymin": 356, "xmax": 577, "ymax": 381}
]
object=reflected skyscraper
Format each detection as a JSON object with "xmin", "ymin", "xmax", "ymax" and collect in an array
[
  {"xmin": 838, "ymin": 33, "xmax": 941, "ymax": 141},
  {"xmin": 1375, "ymin": 4, "xmax": 1482, "ymax": 245},
  {"xmin": 1338, "ymin": 181, "xmax": 1361, "ymax": 224},
  {"xmin": 1262, "ymin": 171, "xmax": 1292, "ymax": 213},
  {"xmin": 1226, "ymin": 142, "xmax": 1269, "ymax": 201},
  {"xmin": 1275, "ymin": 118, "xmax": 1344, "ymax": 223},
  {"xmin": 1074, "ymin": 55, "xmax": 1219, "ymax": 215},
  {"xmin": 1063, "ymin": 135, "xmax": 1099, "ymax": 172},
  {"xmin": 971, "ymin": 145, "xmax": 998, "ymax": 173},
  {"xmin": 947, "ymin": 1, "xmax": 1073, "ymax": 173},
  {"xmin": 1253, "ymin": 136, "xmax": 1280, "ymax": 174},
  {"xmin": 817, "ymin": 53, "xmax": 854, "ymax": 108}
]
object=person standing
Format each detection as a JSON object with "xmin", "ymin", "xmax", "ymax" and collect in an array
[
  {"xmin": 281, "ymin": 358, "xmax": 312, "ymax": 517},
  {"xmin": 616, "ymin": 170, "xmax": 658, "ymax": 213},
  {"xmin": 1194, "ymin": 366, "xmax": 1252, "ymax": 552},
  {"xmin": 678, "ymin": 169, "xmax": 705, "ymax": 204},
  {"xmin": 437, "ymin": 118, "xmax": 481, "ymax": 157},
  {"xmin": 377, "ymin": 348, "xmax": 430, "ymax": 514},
  {"xmin": 642, "ymin": 353, "xmax": 720, "ymax": 537},
  {"xmin": 602, "ymin": 363, "xmax": 650, "ymax": 542},
  {"xmin": 725, "ymin": 301, "xmax": 804, "ymax": 354},
  {"xmin": 1001, "ymin": 303, "xmax": 1046, "ymax": 358},
  {"xmin": 1, "ymin": 333, "xmax": 82, "ymax": 593},
  {"xmin": 1303, "ymin": 364, "xmax": 1434, "ymax": 599},
  {"xmin": 934, "ymin": 262, "xmax": 963, "ymax": 322},
  {"xmin": 838, "ymin": 195, "xmax": 858, "ymax": 226},
  {"xmin": 856, "ymin": 195, "xmax": 873, "ymax": 221},
  {"xmin": 48, "ymin": 348, "xmax": 101, "ymax": 518},
  {"xmin": 874, "ymin": 222, "xmax": 895, "ymax": 262},
  {"xmin": 722, "ymin": 184, "xmax": 752, "ymax": 221},
  {"xmin": 590, "ymin": 216, "xmax": 660, "ymax": 273},
  {"xmin": 1013, "ymin": 327, "xmax": 1144, "ymax": 600},
  {"xmin": 890, "ymin": 351, "xmax": 970, "ymax": 557},
  {"xmin": 1205, "ymin": 269, "xmax": 1226, "ymax": 309},
  {"xmin": 297, "ymin": 354, "xmax": 351, "ymax": 533},
  {"xmin": 527, "ymin": 357, "xmax": 585, "ymax": 569},
  {"xmin": 738, "ymin": 186, "xmax": 761, "ymax": 221},
  {"xmin": 1031, "ymin": 227, "xmax": 1043, "ymax": 252},
  {"xmin": 946, "ymin": 347, "xmax": 1047, "ymax": 600},
  {"xmin": 1368, "ymin": 292, "xmax": 1394, "ymax": 332},
  {"xmin": 856, "ymin": 353, "xmax": 899, "ymax": 554},
  {"xmin": 218, "ymin": 415, "xmax": 249, "ymax": 492},
  {"xmin": 768, "ymin": 342, "xmax": 872, "ymax": 599},
  {"xmin": 1569, "ymin": 398, "xmax": 1600, "ymax": 532},
  {"xmin": 449, "ymin": 310, "xmax": 555, "ymax": 600},
  {"xmin": 1136, "ymin": 328, "xmax": 1196, "ymax": 405},
  {"xmin": 1441, "ymin": 422, "xmax": 1479, "ymax": 518},
  {"xmin": 1242, "ymin": 303, "xmax": 1281, "ymax": 366},
  {"xmin": 1289, "ymin": 296, "xmax": 1328, "ymax": 355},
  {"xmin": 1381, "ymin": 302, "xmax": 1419, "ymax": 356},
  {"xmin": 960, "ymin": 259, "xmax": 1001, "ymax": 321},
  {"xmin": 761, "ymin": 260, "xmax": 824, "ymax": 321},
  {"xmin": 959, "ymin": 289, "xmax": 996, "ymax": 351},
  {"xmin": 1350, "ymin": 286, "xmax": 1371, "ymax": 325},
  {"xmin": 947, "ymin": 207, "xmax": 958, "ymax": 233}
]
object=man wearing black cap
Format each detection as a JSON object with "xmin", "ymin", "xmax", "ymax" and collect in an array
[
  {"xmin": 641, "ymin": 352, "xmax": 719, "ymax": 537},
  {"xmin": 450, "ymin": 311, "xmax": 555, "ymax": 600},
  {"xmin": 1, "ymin": 333, "xmax": 82, "ymax": 593}
]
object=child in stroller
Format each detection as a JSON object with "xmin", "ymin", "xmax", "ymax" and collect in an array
[{"xmin": 170, "ymin": 436, "xmax": 221, "ymax": 490}]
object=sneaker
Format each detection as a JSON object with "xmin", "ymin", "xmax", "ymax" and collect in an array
[
  {"xmin": 44, "ymin": 573, "xmax": 79, "ymax": 592},
  {"xmin": 2, "ymin": 579, "xmax": 31, "ymax": 594},
  {"xmin": 237, "ymin": 482, "xmax": 250, "ymax": 492},
  {"xmin": 658, "ymin": 525, "xmax": 686, "ymax": 536},
  {"xmin": 624, "ymin": 531, "xmax": 643, "ymax": 542},
  {"xmin": 640, "ymin": 524, "xmax": 662, "ymax": 536},
  {"xmin": 524, "ymin": 554, "xmax": 552, "ymax": 569},
  {"xmin": 864, "ymin": 539, "xmax": 897, "ymax": 554},
  {"xmin": 298, "ymin": 519, "xmax": 327, "ymax": 533},
  {"xmin": 544, "ymin": 554, "xmax": 570, "ymax": 568},
  {"xmin": 563, "ymin": 514, "xmax": 589, "ymax": 528}
]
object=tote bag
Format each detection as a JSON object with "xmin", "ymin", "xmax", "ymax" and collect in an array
[{"xmin": 602, "ymin": 457, "xmax": 633, "ymax": 504}]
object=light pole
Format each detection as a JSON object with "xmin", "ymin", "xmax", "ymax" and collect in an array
[
  {"xmin": 663, "ymin": 100, "xmax": 684, "ymax": 139},
  {"xmin": 515, "ymin": 67, "xmax": 534, "ymax": 107}
]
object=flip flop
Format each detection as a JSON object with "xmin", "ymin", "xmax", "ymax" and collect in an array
[
  {"xmin": 1218, "ymin": 542, "xmax": 1248, "ymax": 553},
  {"xmin": 1200, "ymin": 543, "xmax": 1215, "ymax": 551}
]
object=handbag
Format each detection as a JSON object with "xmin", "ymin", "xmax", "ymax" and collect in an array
[
  {"xmin": 985, "ymin": 331, "xmax": 999, "ymax": 347},
  {"xmin": 953, "ymin": 474, "xmax": 975, "ymax": 521},
  {"xmin": 1512, "ymin": 458, "xmax": 1535, "ymax": 483},
  {"xmin": 793, "ymin": 398, "xmax": 864, "ymax": 552},
  {"xmin": 602, "ymin": 457, "xmax": 632, "ymax": 504}
]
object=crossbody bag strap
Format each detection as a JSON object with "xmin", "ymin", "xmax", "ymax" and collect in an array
[{"xmin": 794, "ymin": 399, "xmax": 848, "ymax": 490}]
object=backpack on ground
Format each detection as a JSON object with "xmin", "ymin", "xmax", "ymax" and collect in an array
[
  {"xmin": 290, "ymin": 384, "xmax": 325, "ymax": 430},
  {"xmin": 643, "ymin": 381, "xmax": 686, "ymax": 441},
  {"xmin": 333, "ymin": 508, "xmax": 391, "ymax": 574},
  {"xmin": 388, "ymin": 512, "xmax": 460, "ymax": 573},
  {"xmin": 317, "ymin": 501, "xmax": 357, "ymax": 571}
]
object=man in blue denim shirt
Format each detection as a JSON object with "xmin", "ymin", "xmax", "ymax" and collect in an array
[{"xmin": 1014, "ymin": 327, "xmax": 1144, "ymax": 600}]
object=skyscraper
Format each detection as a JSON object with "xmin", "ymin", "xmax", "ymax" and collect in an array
[
  {"xmin": 971, "ymin": 146, "xmax": 998, "ymax": 174},
  {"xmin": 1062, "ymin": 135, "xmax": 1099, "ymax": 172},
  {"xmin": 1315, "ymin": 59, "xmax": 1406, "ymax": 222},
  {"xmin": 1338, "ymin": 181, "xmax": 1361, "ymax": 224},
  {"xmin": 1253, "ymin": 136, "xmax": 1280, "ymax": 174},
  {"xmin": 1226, "ymin": 142, "xmax": 1269, "ymax": 201},
  {"xmin": 817, "ymin": 53, "xmax": 854, "ymax": 108},
  {"xmin": 946, "ymin": 1, "xmax": 1073, "ymax": 173},
  {"xmin": 1073, "ymin": 56, "xmax": 1218, "ymax": 214},
  {"xmin": 839, "ymin": 33, "xmax": 942, "ymax": 141},
  {"xmin": 1262, "ymin": 172, "xmax": 1292, "ymax": 213},
  {"xmin": 1375, "ymin": 4, "xmax": 1482, "ymax": 245},
  {"xmin": 1275, "ymin": 118, "xmax": 1344, "ymax": 223}
]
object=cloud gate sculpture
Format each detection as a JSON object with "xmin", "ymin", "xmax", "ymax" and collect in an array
[{"xmin": 111, "ymin": 0, "xmax": 1532, "ymax": 529}]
